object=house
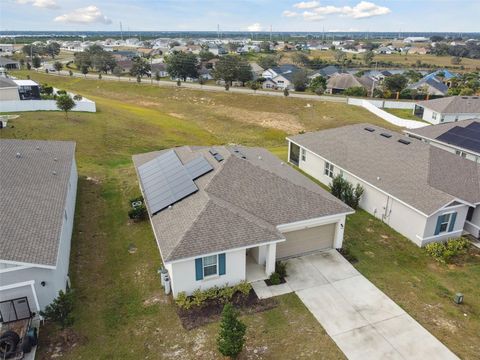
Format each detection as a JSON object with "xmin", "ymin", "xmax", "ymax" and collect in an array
[
  {"xmin": 0, "ymin": 77, "xmax": 20, "ymax": 101},
  {"xmin": 287, "ymin": 124, "xmax": 480, "ymax": 246},
  {"xmin": 325, "ymin": 73, "xmax": 374, "ymax": 95},
  {"xmin": 405, "ymin": 119, "xmax": 480, "ymax": 163},
  {"xmin": 0, "ymin": 57, "xmax": 20, "ymax": 70},
  {"xmin": 0, "ymin": 140, "xmax": 77, "ymax": 318},
  {"xmin": 0, "ymin": 44, "xmax": 15, "ymax": 55},
  {"xmin": 12, "ymin": 79, "xmax": 41, "ymax": 100},
  {"xmin": 308, "ymin": 65, "xmax": 340, "ymax": 80},
  {"xmin": 261, "ymin": 64, "xmax": 301, "ymax": 90},
  {"xmin": 198, "ymin": 67, "xmax": 213, "ymax": 80},
  {"xmin": 413, "ymin": 96, "xmax": 480, "ymax": 124},
  {"xmin": 408, "ymin": 47, "xmax": 428, "ymax": 55},
  {"xmin": 250, "ymin": 62, "xmax": 264, "ymax": 79},
  {"xmin": 408, "ymin": 76, "xmax": 449, "ymax": 96},
  {"xmin": 151, "ymin": 63, "xmax": 169, "ymax": 77},
  {"xmin": 132, "ymin": 146, "xmax": 353, "ymax": 297},
  {"xmin": 375, "ymin": 46, "xmax": 395, "ymax": 54},
  {"xmin": 403, "ymin": 37, "xmax": 429, "ymax": 43}
]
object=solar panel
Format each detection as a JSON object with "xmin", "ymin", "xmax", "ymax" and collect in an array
[
  {"xmin": 466, "ymin": 122, "xmax": 480, "ymax": 132},
  {"xmin": 364, "ymin": 127, "xmax": 375, "ymax": 132},
  {"xmin": 209, "ymin": 148, "xmax": 218, "ymax": 156},
  {"xmin": 398, "ymin": 139, "xmax": 411, "ymax": 145},
  {"xmin": 436, "ymin": 124, "xmax": 480, "ymax": 153},
  {"xmin": 138, "ymin": 150, "xmax": 198, "ymax": 214},
  {"xmin": 184, "ymin": 156, "xmax": 214, "ymax": 180}
]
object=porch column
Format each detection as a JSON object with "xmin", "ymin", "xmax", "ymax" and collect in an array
[{"xmin": 265, "ymin": 243, "xmax": 276, "ymax": 276}]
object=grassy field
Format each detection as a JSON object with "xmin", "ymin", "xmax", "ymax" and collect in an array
[{"xmin": 2, "ymin": 72, "xmax": 478, "ymax": 359}]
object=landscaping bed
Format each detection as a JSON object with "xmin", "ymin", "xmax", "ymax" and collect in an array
[{"xmin": 177, "ymin": 289, "xmax": 277, "ymax": 330}]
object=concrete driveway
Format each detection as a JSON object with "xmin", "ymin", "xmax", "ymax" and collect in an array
[{"xmin": 285, "ymin": 250, "xmax": 459, "ymax": 360}]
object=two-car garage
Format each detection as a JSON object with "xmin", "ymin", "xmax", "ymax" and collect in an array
[{"xmin": 276, "ymin": 222, "xmax": 337, "ymax": 259}]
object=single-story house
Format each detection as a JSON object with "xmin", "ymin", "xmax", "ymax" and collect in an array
[
  {"xmin": 413, "ymin": 96, "xmax": 480, "ymax": 124},
  {"xmin": 0, "ymin": 44, "xmax": 15, "ymax": 55},
  {"xmin": 407, "ymin": 47, "xmax": 428, "ymax": 55},
  {"xmin": 261, "ymin": 64, "xmax": 302, "ymax": 90},
  {"xmin": 325, "ymin": 73, "xmax": 374, "ymax": 95},
  {"xmin": 405, "ymin": 119, "xmax": 480, "ymax": 163},
  {"xmin": 132, "ymin": 146, "xmax": 353, "ymax": 297},
  {"xmin": 287, "ymin": 124, "xmax": 480, "ymax": 246},
  {"xmin": 250, "ymin": 62, "xmax": 264, "ymax": 79},
  {"xmin": 0, "ymin": 56, "xmax": 20, "ymax": 70},
  {"xmin": 308, "ymin": 65, "xmax": 340, "ymax": 80},
  {"xmin": 0, "ymin": 140, "xmax": 77, "ymax": 320},
  {"xmin": 408, "ymin": 76, "xmax": 449, "ymax": 96},
  {"xmin": 0, "ymin": 77, "xmax": 20, "ymax": 101},
  {"xmin": 151, "ymin": 63, "xmax": 169, "ymax": 77}
]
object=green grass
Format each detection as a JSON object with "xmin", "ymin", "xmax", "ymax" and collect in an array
[
  {"xmin": 3, "ymin": 72, "xmax": 478, "ymax": 359},
  {"xmin": 384, "ymin": 108, "xmax": 429, "ymax": 122}
]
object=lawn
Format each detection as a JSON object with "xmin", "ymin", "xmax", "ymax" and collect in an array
[
  {"xmin": 384, "ymin": 108, "xmax": 428, "ymax": 122},
  {"xmin": 2, "ymin": 73, "xmax": 478, "ymax": 359}
]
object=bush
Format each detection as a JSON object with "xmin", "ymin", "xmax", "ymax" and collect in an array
[
  {"xmin": 425, "ymin": 237, "xmax": 470, "ymax": 263},
  {"xmin": 275, "ymin": 261, "xmax": 287, "ymax": 279},
  {"xmin": 176, "ymin": 292, "xmax": 194, "ymax": 310},
  {"xmin": 343, "ymin": 86, "xmax": 367, "ymax": 97},
  {"xmin": 56, "ymin": 89, "xmax": 67, "ymax": 95},
  {"xmin": 73, "ymin": 94, "xmax": 83, "ymax": 101},
  {"xmin": 217, "ymin": 303, "xmax": 246, "ymax": 358},
  {"xmin": 128, "ymin": 204, "xmax": 147, "ymax": 220},
  {"xmin": 330, "ymin": 175, "xmax": 364, "ymax": 209},
  {"xmin": 268, "ymin": 272, "xmax": 281, "ymax": 285},
  {"xmin": 40, "ymin": 290, "xmax": 74, "ymax": 329}
]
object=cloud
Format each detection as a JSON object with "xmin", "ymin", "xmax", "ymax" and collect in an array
[
  {"xmin": 16, "ymin": 0, "xmax": 58, "ymax": 9},
  {"xmin": 293, "ymin": 1, "xmax": 319, "ymax": 9},
  {"xmin": 284, "ymin": 1, "xmax": 391, "ymax": 22},
  {"xmin": 247, "ymin": 23, "xmax": 263, "ymax": 32},
  {"xmin": 54, "ymin": 5, "xmax": 112, "ymax": 24}
]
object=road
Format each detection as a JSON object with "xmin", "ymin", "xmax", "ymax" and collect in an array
[{"xmin": 35, "ymin": 69, "xmax": 348, "ymax": 103}]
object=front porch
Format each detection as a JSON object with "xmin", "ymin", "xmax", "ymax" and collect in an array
[{"xmin": 245, "ymin": 244, "xmax": 276, "ymax": 283}]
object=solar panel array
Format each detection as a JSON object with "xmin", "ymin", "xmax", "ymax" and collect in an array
[
  {"xmin": 436, "ymin": 122, "xmax": 480, "ymax": 153},
  {"xmin": 138, "ymin": 150, "xmax": 198, "ymax": 214},
  {"xmin": 184, "ymin": 156, "xmax": 214, "ymax": 180}
]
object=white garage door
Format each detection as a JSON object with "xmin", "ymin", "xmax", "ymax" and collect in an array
[{"xmin": 277, "ymin": 223, "xmax": 336, "ymax": 259}]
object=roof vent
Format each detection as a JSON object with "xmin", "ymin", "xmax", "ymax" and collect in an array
[
  {"xmin": 461, "ymin": 96, "xmax": 468, "ymax": 99},
  {"xmin": 36, "ymin": 146, "xmax": 40, "ymax": 150},
  {"xmin": 16, "ymin": 152, "xmax": 21, "ymax": 158},
  {"xmin": 52, "ymin": 170, "xmax": 57, "ymax": 175},
  {"xmin": 377, "ymin": 176, "xmax": 381, "ymax": 181},
  {"xmin": 380, "ymin": 133, "xmax": 392, "ymax": 138},
  {"xmin": 209, "ymin": 148, "xmax": 218, "ymax": 156},
  {"xmin": 54, "ymin": 157, "xmax": 58, "ymax": 162},
  {"xmin": 213, "ymin": 153, "xmax": 224, "ymax": 162},
  {"xmin": 258, "ymin": 156, "xmax": 262, "ymax": 160},
  {"xmin": 398, "ymin": 139, "xmax": 411, "ymax": 145},
  {"xmin": 364, "ymin": 127, "xmax": 375, "ymax": 132}
]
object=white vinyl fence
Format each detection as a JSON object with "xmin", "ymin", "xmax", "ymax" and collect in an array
[
  {"xmin": 347, "ymin": 98, "xmax": 425, "ymax": 129},
  {"xmin": 0, "ymin": 98, "xmax": 96, "ymax": 113}
]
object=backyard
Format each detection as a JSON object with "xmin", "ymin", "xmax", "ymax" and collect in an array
[{"xmin": 1, "ymin": 72, "xmax": 479, "ymax": 359}]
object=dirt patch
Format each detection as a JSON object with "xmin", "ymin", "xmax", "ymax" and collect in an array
[
  {"xmin": 213, "ymin": 105, "xmax": 304, "ymax": 134},
  {"xmin": 143, "ymin": 293, "xmax": 168, "ymax": 307},
  {"xmin": 177, "ymin": 290, "xmax": 277, "ymax": 330},
  {"xmin": 37, "ymin": 327, "xmax": 87, "ymax": 360},
  {"xmin": 432, "ymin": 317, "xmax": 458, "ymax": 333},
  {"xmin": 168, "ymin": 112, "xmax": 186, "ymax": 119}
]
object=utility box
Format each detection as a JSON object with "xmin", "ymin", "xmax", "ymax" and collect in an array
[
  {"xmin": 164, "ymin": 276, "xmax": 171, "ymax": 295},
  {"xmin": 158, "ymin": 267, "xmax": 168, "ymax": 287},
  {"xmin": 454, "ymin": 293, "xmax": 464, "ymax": 304}
]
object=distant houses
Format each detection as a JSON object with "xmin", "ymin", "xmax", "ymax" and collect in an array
[{"xmin": 261, "ymin": 64, "xmax": 302, "ymax": 90}]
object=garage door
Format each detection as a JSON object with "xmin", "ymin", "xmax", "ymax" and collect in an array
[{"xmin": 276, "ymin": 223, "xmax": 336, "ymax": 259}]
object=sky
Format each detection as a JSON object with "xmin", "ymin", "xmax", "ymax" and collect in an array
[{"xmin": 1, "ymin": 0, "xmax": 479, "ymax": 33}]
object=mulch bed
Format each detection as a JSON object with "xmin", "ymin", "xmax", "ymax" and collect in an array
[
  {"xmin": 177, "ymin": 289, "xmax": 277, "ymax": 330},
  {"xmin": 264, "ymin": 277, "xmax": 286, "ymax": 286}
]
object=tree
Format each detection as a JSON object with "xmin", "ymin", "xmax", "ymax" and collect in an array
[
  {"xmin": 113, "ymin": 66, "xmax": 123, "ymax": 79},
  {"xmin": 330, "ymin": 175, "xmax": 364, "ymax": 209},
  {"xmin": 363, "ymin": 51, "xmax": 375, "ymax": 66},
  {"xmin": 214, "ymin": 54, "xmax": 240, "ymax": 85},
  {"xmin": 334, "ymin": 50, "xmax": 347, "ymax": 65},
  {"xmin": 129, "ymin": 57, "xmax": 151, "ymax": 77},
  {"xmin": 292, "ymin": 70, "xmax": 308, "ymax": 92},
  {"xmin": 259, "ymin": 41, "xmax": 271, "ymax": 53},
  {"xmin": 217, "ymin": 303, "xmax": 246, "ymax": 359},
  {"xmin": 81, "ymin": 65, "xmax": 89, "ymax": 78},
  {"xmin": 309, "ymin": 75, "xmax": 326, "ymax": 93},
  {"xmin": 283, "ymin": 88, "xmax": 289, "ymax": 97},
  {"xmin": 26, "ymin": 62, "xmax": 32, "ymax": 70},
  {"xmin": 249, "ymin": 81, "xmax": 260, "ymax": 93},
  {"xmin": 53, "ymin": 61, "xmax": 63, "ymax": 72},
  {"xmin": 166, "ymin": 52, "xmax": 198, "ymax": 81},
  {"xmin": 257, "ymin": 55, "xmax": 277, "ymax": 70},
  {"xmin": 56, "ymin": 94, "xmax": 76, "ymax": 120},
  {"xmin": 343, "ymin": 86, "xmax": 367, "ymax": 97},
  {"xmin": 451, "ymin": 56, "xmax": 462, "ymax": 65},
  {"xmin": 237, "ymin": 59, "xmax": 253, "ymax": 86},
  {"xmin": 430, "ymin": 35, "xmax": 444, "ymax": 43},
  {"xmin": 199, "ymin": 49, "xmax": 215, "ymax": 62},
  {"xmin": 40, "ymin": 290, "xmax": 74, "ymax": 329},
  {"xmin": 32, "ymin": 56, "xmax": 41, "ymax": 69},
  {"xmin": 404, "ymin": 70, "xmax": 423, "ymax": 83},
  {"xmin": 155, "ymin": 71, "xmax": 161, "ymax": 81},
  {"xmin": 291, "ymin": 52, "xmax": 310, "ymax": 67},
  {"xmin": 45, "ymin": 42, "xmax": 61, "ymax": 59},
  {"xmin": 383, "ymin": 74, "xmax": 408, "ymax": 94}
]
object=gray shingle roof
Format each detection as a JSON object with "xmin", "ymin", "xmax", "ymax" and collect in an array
[
  {"xmin": 417, "ymin": 96, "xmax": 480, "ymax": 114},
  {"xmin": 327, "ymin": 73, "xmax": 371, "ymax": 91},
  {"xmin": 132, "ymin": 146, "xmax": 352, "ymax": 262},
  {"xmin": 288, "ymin": 124, "xmax": 480, "ymax": 215},
  {"xmin": 0, "ymin": 77, "xmax": 18, "ymax": 88},
  {"xmin": 404, "ymin": 119, "xmax": 480, "ymax": 145},
  {"xmin": 0, "ymin": 139, "xmax": 76, "ymax": 266}
]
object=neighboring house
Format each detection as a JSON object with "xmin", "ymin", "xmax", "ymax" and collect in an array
[
  {"xmin": 0, "ymin": 57, "xmax": 20, "ymax": 70},
  {"xmin": 132, "ymin": 146, "xmax": 353, "ymax": 297},
  {"xmin": 287, "ymin": 124, "xmax": 480, "ymax": 246},
  {"xmin": 413, "ymin": 96, "xmax": 480, "ymax": 124},
  {"xmin": 0, "ymin": 44, "xmax": 15, "ymax": 55},
  {"xmin": 325, "ymin": 73, "xmax": 374, "ymax": 95},
  {"xmin": 198, "ymin": 67, "xmax": 213, "ymax": 80},
  {"xmin": 308, "ymin": 65, "xmax": 340, "ymax": 80},
  {"xmin": 151, "ymin": 63, "xmax": 169, "ymax": 77},
  {"xmin": 0, "ymin": 77, "xmax": 20, "ymax": 101},
  {"xmin": 408, "ymin": 76, "xmax": 449, "ymax": 96},
  {"xmin": 12, "ymin": 79, "xmax": 41, "ymax": 100},
  {"xmin": 405, "ymin": 119, "xmax": 480, "ymax": 163},
  {"xmin": 250, "ymin": 62, "xmax": 264, "ymax": 79},
  {"xmin": 403, "ymin": 37, "xmax": 429, "ymax": 43},
  {"xmin": 408, "ymin": 47, "xmax": 428, "ymax": 55},
  {"xmin": 0, "ymin": 140, "xmax": 77, "ymax": 318},
  {"xmin": 375, "ymin": 46, "xmax": 394, "ymax": 54},
  {"xmin": 261, "ymin": 64, "xmax": 301, "ymax": 90}
]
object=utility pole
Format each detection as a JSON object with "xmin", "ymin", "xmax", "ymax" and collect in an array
[
  {"xmin": 270, "ymin": 25, "xmax": 272, "ymax": 41},
  {"xmin": 217, "ymin": 24, "xmax": 220, "ymax": 40},
  {"xmin": 120, "ymin": 22, "xmax": 123, "ymax": 41}
]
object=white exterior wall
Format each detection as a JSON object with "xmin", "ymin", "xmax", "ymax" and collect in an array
[
  {"xmin": 293, "ymin": 143, "xmax": 431, "ymax": 246},
  {"xmin": 167, "ymin": 248, "xmax": 246, "ymax": 297},
  {"xmin": 0, "ymin": 158, "xmax": 77, "ymax": 310},
  {"xmin": 465, "ymin": 206, "xmax": 480, "ymax": 238},
  {"xmin": 422, "ymin": 107, "xmax": 480, "ymax": 124},
  {"xmin": 0, "ymin": 87, "xmax": 20, "ymax": 101},
  {"xmin": 421, "ymin": 205, "xmax": 469, "ymax": 245}
]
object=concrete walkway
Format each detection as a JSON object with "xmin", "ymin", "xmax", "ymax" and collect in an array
[{"xmin": 252, "ymin": 250, "xmax": 458, "ymax": 360}]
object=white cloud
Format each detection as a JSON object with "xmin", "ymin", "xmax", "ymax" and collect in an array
[
  {"xmin": 293, "ymin": 1, "xmax": 320, "ymax": 9},
  {"xmin": 247, "ymin": 23, "xmax": 263, "ymax": 32},
  {"xmin": 282, "ymin": 10, "xmax": 299, "ymax": 18},
  {"xmin": 54, "ymin": 5, "xmax": 112, "ymax": 24},
  {"xmin": 284, "ymin": 1, "xmax": 391, "ymax": 22},
  {"xmin": 16, "ymin": 0, "xmax": 58, "ymax": 9}
]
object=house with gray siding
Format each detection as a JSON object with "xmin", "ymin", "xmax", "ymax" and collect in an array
[
  {"xmin": 287, "ymin": 124, "xmax": 480, "ymax": 246},
  {"xmin": 414, "ymin": 96, "xmax": 480, "ymax": 124},
  {"xmin": 0, "ymin": 140, "xmax": 77, "ymax": 321}
]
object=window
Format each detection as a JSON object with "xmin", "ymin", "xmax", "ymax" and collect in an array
[
  {"xmin": 467, "ymin": 207, "xmax": 475, "ymax": 222},
  {"xmin": 203, "ymin": 255, "xmax": 218, "ymax": 277},
  {"xmin": 440, "ymin": 116, "xmax": 445, "ymax": 123},
  {"xmin": 64, "ymin": 210, "xmax": 67, "ymax": 221},
  {"xmin": 432, "ymin": 112, "xmax": 437, "ymax": 120},
  {"xmin": 324, "ymin": 161, "xmax": 334, "ymax": 178},
  {"xmin": 289, "ymin": 142, "xmax": 300, "ymax": 166},
  {"xmin": 301, "ymin": 148, "xmax": 306, "ymax": 161},
  {"xmin": 439, "ymin": 213, "xmax": 451, "ymax": 233}
]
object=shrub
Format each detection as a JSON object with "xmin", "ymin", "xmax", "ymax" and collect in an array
[
  {"xmin": 217, "ymin": 303, "xmax": 246, "ymax": 358},
  {"xmin": 219, "ymin": 285, "xmax": 236, "ymax": 302},
  {"xmin": 330, "ymin": 175, "xmax": 364, "ymax": 209},
  {"xmin": 128, "ymin": 204, "xmax": 147, "ymax": 220},
  {"xmin": 73, "ymin": 94, "xmax": 83, "ymax": 101},
  {"xmin": 40, "ymin": 290, "xmax": 74, "ymax": 329},
  {"xmin": 191, "ymin": 288, "xmax": 208, "ymax": 307},
  {"xmin": 41, "ymin": 84, "xmax": 54, "ymax": 95},
  {"xmin": 56, "ymin": 89, "xmax": 67, "ymax": 95},
  {"xmin": 283, "ymin": 88, "xmax": 289, "ymax": 97},
  {"xmin": 235, "ymin": 281, "xmax": 252, "ymax": 297},
  {"xmin": 268, "ymin": 272, "xmax": 281, "ymax": 285},
  {"xmin": 425, "ymin": 237, "xmax": 470, "ymax": 263},
  {"xmin": 275, "ymin": 261, "xmax": 287, "ymax": 279},
  {"xmin": 176, "ymin": 292, "xmax": 194, "ymax": 310}
]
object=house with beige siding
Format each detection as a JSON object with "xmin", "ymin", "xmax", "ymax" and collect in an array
[
  {"xmin": 287, "ymin": 124, "xmax": 480, "ymax": 246},
  {"xmin": 133, "ymin": 146, "xmax": 352, "ymax": 297}
]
